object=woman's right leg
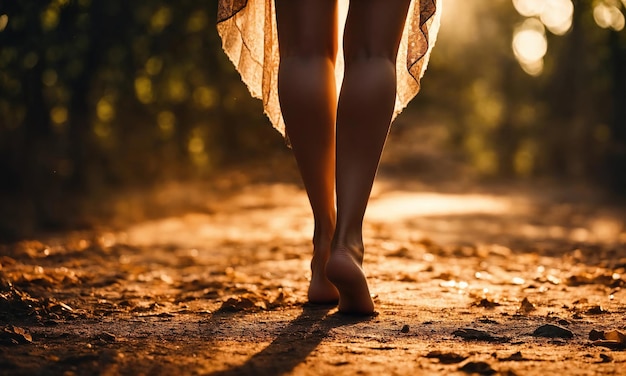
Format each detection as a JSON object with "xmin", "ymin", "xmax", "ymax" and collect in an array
[
  {"xmin": 275, "ymin": 0, "xmax": 339, "ymax": 303},
  {"xmin": 326, "ymin": 0, "xmax": 412, "ymax": 314}
]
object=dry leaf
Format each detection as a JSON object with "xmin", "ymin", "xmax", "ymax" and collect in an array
[
  {"xmin": 518, "ymin": 297, "xmax": 536, "ymax": 314},
  {"xmin": 531, "ymin": 324, "xmax": 573, "ymax": 339},
  {"xmin": 426, "ymin": 351, "xmax": 468, "ymax": 364},
  {"xmin": 459, "ymin": 361, "xmax": 496, "ymax": 375}
]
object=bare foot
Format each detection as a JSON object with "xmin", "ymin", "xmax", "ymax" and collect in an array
[
  {"xmin": 308, "ymin": 253, "xmax": 339, "ymax": 304},
  {"xmin": 325, "ymin": 248, "xmax": 375, "ymax": 315}
]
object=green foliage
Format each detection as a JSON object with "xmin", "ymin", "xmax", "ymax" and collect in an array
[
  {"xmin": 416, "ymin": 0, "xmax": 626, "ymax": 187},
  {"xmin": 0, "ymin": 0, "xmax": 281, "ymax": 197}
]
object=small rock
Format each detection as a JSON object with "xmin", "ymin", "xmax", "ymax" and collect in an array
[
  {"xmin": 400, "ymin": 324, "xmax": 410, "ymax": 333},
  {"xmin": 591, "ymin": 329, "xmax": 626, "ymax": 350},
  {"xmin": 499, "ymin": 351, "xmax": 527, "ymax": 361},
  {"xmin": 425, "ymin": 351, "xmax": 468, "ymax": 364},
  {"xmin": 219, "ymin": 296, "xmax": 258, "ymax": 312},
  {"xmin": 474, "ymin": 298, "xmax": 500, "ymax": 309},
  {"xmin": 589, "ymin": 329, "xmax": 605, "ymax": 341},
  {"xmin": 599, "ymin": 354, "xmax": 613, "ymax": 363},
  {"xmin": 518, "ymin": 298, "xmax": 536, "ymax": 314},
  {"xmin": 531, "ymin": 324, "xmax": 573, "ymax": 339},
  {"xmin": 459, "ymin": 361, "xmax": 496, "ymax": 375},
  {"xmin": 586, "ymin": 305, "xmax": 606, "ymax": 315},
  {"xmin": 98, "ymin": 332, "xmax": 116, "ymax": 342},
  {"xmin": 593, "ymin": 340, "xmax": 626, "ymax": 350},
  {"xmin": 478, "ymin": 317, "xmax": 499, "ymax": 324},
  {"xmin": 453, "ymin": 328, "xmax": 509, "ymax": 343}
]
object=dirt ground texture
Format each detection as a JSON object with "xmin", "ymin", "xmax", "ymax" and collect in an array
[{"xmin": 1, "ymin": 127, "xmax": 626, "ymax": 375}]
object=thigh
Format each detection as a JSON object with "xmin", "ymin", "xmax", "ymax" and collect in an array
[
  {"xmin": 343, "ymin": 0, "xmax": 412, "ymax": 64},
  {"xmin": 275, "ymin": 0, "xmax": 338, "ymax": 59}
]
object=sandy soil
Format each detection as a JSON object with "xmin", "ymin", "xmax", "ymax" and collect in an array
[
  {"xmin": 1, "ymin": 171, "xmax": 625, "ymax": 376},
  {"xmin": 1, "ymin": 121, "xmax": 626, "ymax": 375}
]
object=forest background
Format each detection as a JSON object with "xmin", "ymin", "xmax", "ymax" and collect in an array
[{"xmin": 0, "ymin": 0, "xmax": 624, "ymax": 239}]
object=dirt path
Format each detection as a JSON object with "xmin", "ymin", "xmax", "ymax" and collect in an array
[{"xmin": 1, "ymin": 176, "xmax": 625, "ymax": 375}]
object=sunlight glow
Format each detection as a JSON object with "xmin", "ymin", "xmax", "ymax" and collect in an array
[
  {"xmin": 93, "ymin": 122, "xmax": 112, "ymax": 139},
  {"xmin": 513, "ymin": 0, "xmax": 574, "ymax": 35},
  {"xmin": 186, "ymin": 10, "xmax": 208, "ymax": 33},
  {"xmin": 122, "ymin": 185, "xmax": 624, "ymax": 249},
  {"xmin": 512, "ymin": 19, "xmax": 547, "ymax": 76},
  {"xmin": 145, "ymin": 56, "xmax": 163, "ymax": 76},
  {"xmin": 513, "ymin": 0, "xmax": 544, "ymax": 16},
  {"xmin": 193, "ymin": 86, "xmax": 218, "ymax": 109},
  {"xmin": 42, "ymin": 69, "xmax": 58, "ymax": 86},
  {"xmin": 41, "ymin": 7, "xmax": 60, "ymax": 31},
  {"xmin": 188, "ymin": 129, "xmax": 209, "ymax": 166},
  {"xmin": 167, "ymin": 78, "xmax": 188, "ymax": 102},
  {"xmin": 366, "ymin": 192, "xmax": 513, "ymax": 221},
  {"xmin": 594, "ymin": 2, "xmax": 626, "ymax": 31},
  {"xmin": 150, "ymin": 6, "xmax": 172, "ymax": 33},
  {"xmin": 157, "ymin": 111, "xmax": 176, "ymax": 138},
  {"xmin": 50, "ymin": 106, "xmax": 68, "ymax": 125},
  {"xmin": 540, "ymin": 0, "xmax": 574, "ymax": 35},
  {"xmin": 96, "ymin": 97, "xmax": 115, "ymax": 122},
  {"xmin": 0, "ymin": 14, "xmax": 8, "ymax": 32},
  {"xmin": 134, "ymin": 76, "xmax": 154, "ymax": 104}
]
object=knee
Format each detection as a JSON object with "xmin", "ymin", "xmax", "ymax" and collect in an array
[
  {"xmin": 343, "ymin": 51, "xmax": 396, "ymax": 70},
  {"xmin": 279, "ymin": 36, "xmax": 337, "ymax": 62},
  {"xmin": 280, "ymin": 48, "xmax": 336, "ymax": 64}
]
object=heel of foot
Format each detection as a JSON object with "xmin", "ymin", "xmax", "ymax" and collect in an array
[
  {"xmin": 308, "ymin": 276, "xmax": 339, "ymax": 304},
  {"xmin": 326, "ymin": 250, "xmax": 375, "ymax": 314}
]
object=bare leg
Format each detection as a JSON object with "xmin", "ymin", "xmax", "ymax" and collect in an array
[
  {"xmin": 275, "ymin": 0, "xmax": 339, "ymax": 303},
  {"xmin": 325, "ymin": 0, "xmax": 412, "ymax": 314}
]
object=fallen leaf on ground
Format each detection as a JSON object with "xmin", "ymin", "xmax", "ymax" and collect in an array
[
  {"xmin": 97, "ymin": 332, "xmax": 117, "ymax": 342},
  {"xmin": 1, "ymin": 325, "xmax": 32, "ymax": 345},
  {"xmin": 598, "ymin": 354, "xmax": 613, "ymax": 363},
  {"xmin": 218, "ymin": 296, "xmax": 264, "ymax": 312},
  {"xmin": 589, "ymin": 329, "xmax": 605, "ymax": 341},
  {"xmin": 473, "ymin": 298, "xmax": 500, "ymax": 309},
  {"xmin": 499, "ymin": 351, "xmax": 528, "ymax": 361},
  {"xmin": 531, "ymin": 324, "xmax": 573, "ymax": 339},
  {"xmin": 453, "ymin": 328, "xmax": 509, "ymax": 343},
  {"xmin": 425, "ymin": 351, "xmax": 468, "ymax": 364},
  {"xmin": 591, "ymin": 329, "xmax": 626, "ymax": 350},
  {"xmin": 585, "ymin": 305, "xmax": 606, "ymax": 315},
  {"xmin": 459, "ymin": 361, "xmax": 496, "ymax": 375},
  {"xmin": 518, "ymin": 298, "xmax": 536, "ymax": 314}
]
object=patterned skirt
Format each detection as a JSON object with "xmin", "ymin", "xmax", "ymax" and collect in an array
[{"xmin": 217, "ymin": 0, "xmax": 442, "ymax": 136}]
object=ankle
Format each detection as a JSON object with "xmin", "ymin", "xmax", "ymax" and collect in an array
[{"xmin": 332, "ymin": 232, "xmax": 364, "ymax": 260}]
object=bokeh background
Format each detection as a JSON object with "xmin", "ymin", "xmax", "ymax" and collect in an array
[{"xmin": 0, "ymin": 0, "xmax": 624, "ymax": 239}]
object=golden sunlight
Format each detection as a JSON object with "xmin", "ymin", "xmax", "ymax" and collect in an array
[
  {"xmin": 512, "ymin": 19, "xmax": 547, "ymax": 76},
  {"xmin": 513, "ymin": 0, "xmax": 574, "ymax": 35},
  {"xmin": 157, "ymin": 110, "xmax": 176, "ymax": 138},
  {"xmin": 512, "ymin": 0, "xmax": 543, "ymax": 16},
  {"xmin": 593, "ymin": 1, "xmax": 626, "ymax": 31},
  {"xmin": 134, "ymin": 76, "xmax": 154, "ymax": 104},
  {"xmin": 0, "ymin": 14, "xmax": 8, "ymax": 32},
  {"xmin": 366, "ymin": 192, "xmax": 513, "ymax": 221},
  {"xmin": 50, "ymin": 106, "xmax": 68, "ymax": 125},
  {"xmin": 539, "ymin": 0, "xmax": 574, "ymax": 35},
  {"xmin": 96, "ymin": 97, "xmax": 115, "ymax": 122}
]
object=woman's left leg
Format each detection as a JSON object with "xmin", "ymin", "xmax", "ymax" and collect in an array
[{"xmin": 275, "ymin": 0, "xmax": 339, "ymax": 303}]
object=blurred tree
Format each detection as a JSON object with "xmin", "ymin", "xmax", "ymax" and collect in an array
[
  {"xmin": 0, "ymin": 0, "xmax": 623, "ymax": 238},
  {"xmin": 0, "ymin": 0, "xmax": 282, "ymax": 237},
  {"xmin": 418, "ymin": 0, "xmax": 625, "ymax": 192}
]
